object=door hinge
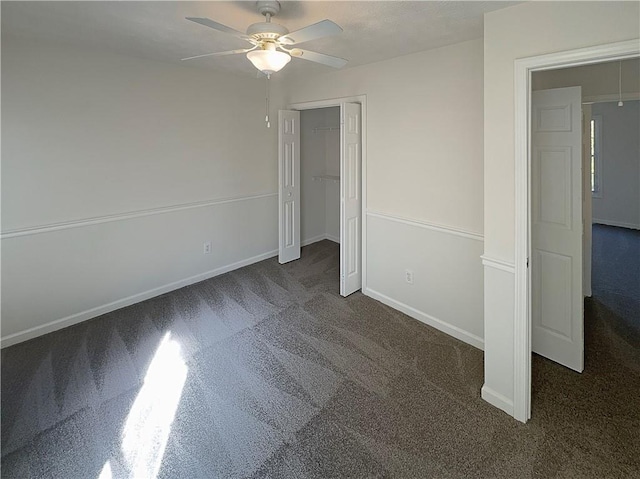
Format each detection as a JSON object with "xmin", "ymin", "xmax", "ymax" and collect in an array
[{"xmin": 526, "ymin": 257, "xmax": 530, "ymax": 268}]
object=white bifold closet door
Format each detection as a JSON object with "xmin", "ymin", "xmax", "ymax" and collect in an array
[
  {"xmin": 340, "ymin": 102, "xmax": 362, "ymax": 297},
  {"xmin": 278, "ymin": 110, "xmax": 301, "ymax": 264}
]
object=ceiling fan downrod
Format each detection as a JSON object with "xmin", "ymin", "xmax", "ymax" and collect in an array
[{"xmin": 256, "ymin": 1, "xmax": 281, "ymax": 19}]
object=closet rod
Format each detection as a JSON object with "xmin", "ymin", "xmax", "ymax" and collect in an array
[
  {"xmin": 312, "ymin": 126, "xmax": 340, "ymax": 133},
  {"xmin": 312, "ymin": 174, "xmax": 340, "ymax": 183}
]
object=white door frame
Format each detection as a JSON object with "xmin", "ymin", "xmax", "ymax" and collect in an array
[
  {"xmin": 513, "ymin": 39, "xmax": 639, "ymax": 422},
  {"xmin": 582, "ymin": 103, "xmax": 593, "ymax": 300},
  {"xmin": 288, "ymin": 95, "xmax": 368, "ymax": 292}
]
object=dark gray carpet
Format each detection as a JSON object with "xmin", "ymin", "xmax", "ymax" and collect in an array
[
  {"xmin": 591, "ymin": 224, "xmax": 640, "ymax": 338},
  {"xmin": 2, "ymin": 239, "xmax": 639, "ymax": 478}
]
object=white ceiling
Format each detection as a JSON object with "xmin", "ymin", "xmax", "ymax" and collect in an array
[{"xmin": 2, "ymin": 1, "xmax": 519, "ymax": 78}]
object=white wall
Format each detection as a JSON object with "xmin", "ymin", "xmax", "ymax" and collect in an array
[
  {"xmin": 1, "ymin": 39, "xmax": 281, "ymax": 345},
  {"xmin": 284, "ymin": 39, "xmax": 485, "ymax": 349},
  {"xmin": 592, "ymin": 100, "xmax": 640, "ymax": 229},
  {"xmin": 483, "ymin": 1, "xmax": 640, "ymax": 417}
]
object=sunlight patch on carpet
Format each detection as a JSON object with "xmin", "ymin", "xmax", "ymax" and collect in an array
[{"xmin": 98, "ymin": 332, "xmax": 188, "ymax": 479}]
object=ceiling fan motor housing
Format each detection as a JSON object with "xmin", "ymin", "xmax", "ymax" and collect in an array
[{"xmin": 246, "ymin": 22, "xmax": 289, "ymax": 41}]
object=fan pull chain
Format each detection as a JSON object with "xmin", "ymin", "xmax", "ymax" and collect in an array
[
  {"xmin": 265, "ymin": 73, "xmax": 271, "ymax": 128},
  {"xmin": 618, "ymin": 61, "xmax": 624, "ymax": 107}
]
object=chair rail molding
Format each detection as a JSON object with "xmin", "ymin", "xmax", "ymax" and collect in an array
[
  {"xmin": 367, "ymin": 210, "xmax": 484, "ymax": 242},
  {"xmin": 1, "ymin": 192, "xmax": 278, "ymax": 239},
  {"xmin": 481, "ymin": 255, "xmax": 516, "ymax": 274}
]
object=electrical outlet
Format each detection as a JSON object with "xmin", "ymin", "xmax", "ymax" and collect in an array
[
  {"xmin": 203, "ymin": 241, "xmax": 212, "ymax": 255},
  {"xmin": 405, "ymin": 269, "xmax": 413, "ymax": 284}
]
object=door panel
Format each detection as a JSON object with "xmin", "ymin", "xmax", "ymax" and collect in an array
[
  {"xmin": 537, "ymin": 249, "xmax": 573, "ymax": 338},
  {"xmin": 278, "ymin": 110, "xmax": 300, "ymax": 264},
  {"xmin": 340, "ymin": 103, "xmax": 362, "ymax": 296},
  {"xmin": 531, "ymin": 86, "xmax": 583, "ymax": 372},
  {"xmin": 536, "ymin": 146, "xmax": 572, "ymax": 228}
]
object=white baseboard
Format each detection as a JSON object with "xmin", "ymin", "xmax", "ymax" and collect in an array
[
  {"xmin": 301, "ymin": 234, "xmax": 326, "ymax": 247},
  {"xmin": 363, "ymin": 287, "xmax": 484, "ymax": 351},
  {"xmin": 481, "ymin": 385, "xmax": 514, "ymax": 417},
  {"xmin": 592, "ymin": 218, "xmax": 640, "ymax": 230},
  {"xmin": 1, "ymin": 249, "xmax": 278, "ymax": 348},
  {"xmin": 301, "ymin": 234, "xmax": 339, "ymax": 247}
]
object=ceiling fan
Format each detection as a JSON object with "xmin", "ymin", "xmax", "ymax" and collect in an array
[{"xmin": 182, "ymin": 0, "xmax": 348, "ymax": 76}]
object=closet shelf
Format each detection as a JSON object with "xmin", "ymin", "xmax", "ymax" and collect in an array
[
  {"xmin": 312, "ymin": 126, "xmax": 340, "ymax": 133},
  {"xmin": 312, "ymin": 175, "xmax": 340, "ymax": 183}
]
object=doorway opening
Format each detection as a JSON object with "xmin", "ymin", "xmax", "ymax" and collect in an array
[
  {"xmin": 529, "ymin": 62, "xmax": 640, "ymax": 421},
  {"xmin": 513, "ymin": 39, "xmax": 639, "ymax": 422},
  {"xmin": 278, "ymin": 96, "xmax": 366, "ymax": 297}
]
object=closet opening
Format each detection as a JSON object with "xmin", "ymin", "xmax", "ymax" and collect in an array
[
  {"xmin": 278, "ymin": 98, "xmax": 364, "ymax": 297},
  {"xmin": 300, "ymin": 107, "xmax": 341, "ymax": 247}
]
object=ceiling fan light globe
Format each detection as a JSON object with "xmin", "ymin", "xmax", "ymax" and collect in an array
[{"xmin": 247, "ymin": 49, "xmax": 291, "ymax": 74}]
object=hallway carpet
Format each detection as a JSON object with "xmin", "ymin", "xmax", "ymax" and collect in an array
[{"xmin": 2, "ymin": 240, "xmax": 639, "ymax": 478}]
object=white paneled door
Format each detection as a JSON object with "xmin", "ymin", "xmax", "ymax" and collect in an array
[
  {"xmin": 340, "ymin": 102, "xmax": 362, "ymax": 297},
  {"xmin": 278, "ymin": 110, "xmax": 301, "ymax": 264},
  {"xmin": 531, "ymin": 86, "xmax": 584, "ymax": 372}
]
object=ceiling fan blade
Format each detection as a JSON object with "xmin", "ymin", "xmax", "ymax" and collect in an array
[
  {"xmin": 289, "ymin": 48, "xmax": 348, "ymax": 69},
  {"xmin": 186, "ymin": 17, "xmax": 253, "ymax": 43},
  {"xmin": 181, "ymin": 48, "xmax": 254, "ymax": 61},
  {"xmin": 278, "ymin": 20, "xmax": 342, "ymax": 45}
]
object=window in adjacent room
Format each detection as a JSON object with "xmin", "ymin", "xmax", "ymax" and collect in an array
[{"xmin": 590, "ymin": 114, "xmax": 602, "ymax": 197}]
